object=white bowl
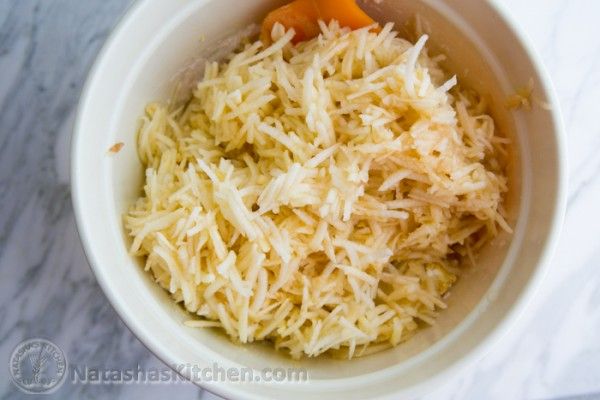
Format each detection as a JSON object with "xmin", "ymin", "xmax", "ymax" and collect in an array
[{"xmin": 72, "ymin": 0, "xmax": 567, "ymax": 398}]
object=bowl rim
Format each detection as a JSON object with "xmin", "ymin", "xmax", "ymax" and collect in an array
[{"xmin": 71, "ymin": 0, "xmax": 568, "ymax": 398}]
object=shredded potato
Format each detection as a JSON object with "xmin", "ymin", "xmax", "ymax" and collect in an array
[{"xmin": 125, "ymin": 21, "xmax": 510, "ymax": 359}]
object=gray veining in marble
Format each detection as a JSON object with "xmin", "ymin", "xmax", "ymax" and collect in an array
[{"xmin": 0, "ymin": 0, "xmax": 599, "ymax": 399}]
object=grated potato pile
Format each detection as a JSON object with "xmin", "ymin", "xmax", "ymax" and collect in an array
[{"xmin": 125, "ymin": 21, "xmax": 510, "ymax": 359}]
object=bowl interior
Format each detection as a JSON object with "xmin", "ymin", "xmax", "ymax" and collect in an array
[{"xmin": 74, "ymin": 0, "xmax": 563, "ymax": 398}]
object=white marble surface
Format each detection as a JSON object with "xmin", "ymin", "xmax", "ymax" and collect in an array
[{"xmin": 0, "ymin": 0, "xmax": 599, "ymax": 399}]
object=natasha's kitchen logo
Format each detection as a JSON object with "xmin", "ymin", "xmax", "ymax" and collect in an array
[{"xmin": 9, "ymin": 338, "xmax": 67, "ymax": 394}]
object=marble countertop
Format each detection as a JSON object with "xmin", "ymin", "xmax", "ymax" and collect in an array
[{"xmin": 1, "ymin": 0, "xmax": 599, "ymax": 399}]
